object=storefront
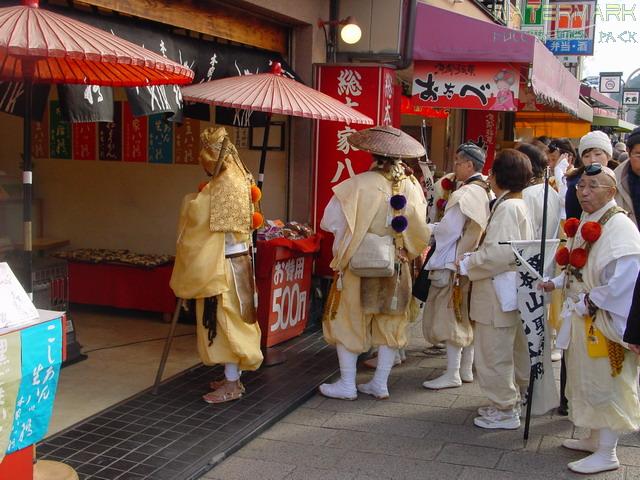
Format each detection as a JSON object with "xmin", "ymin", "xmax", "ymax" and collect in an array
[
  {"xmin": 0, "ymin": 0, "xmax": 330, "ymax": 443},
  {"xmin": 409, "ymin": 4, "xmax": 582, "ymax": 172}
]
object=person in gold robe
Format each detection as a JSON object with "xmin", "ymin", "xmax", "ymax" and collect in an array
[
  {"xmin": 170, "ymin": 127, "xmax": 263, "ymax": 404},
  {"xmin": 320, "ymin": 126, "xmax": 430, "ymax": 400},
  {"xmin": 422, "ymin": 143, "xmax": 491, "ymax": 390},
  {"xmin": 540, "ymin": 164, "xmax": 640, "ymax": 474}
]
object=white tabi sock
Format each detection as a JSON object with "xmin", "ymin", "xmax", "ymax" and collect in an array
[
  {"xmin": 224, "ymin": 363, "xmax": 240, "ymax": 382},
  {"xmin": 568, "ymin": 428, "xmax": 620, "ymax": 474},
  {"xmin": 319, "ymin": 343, "xmax": 358, "ymax": 400},
  {"xmin": 422, "ymin": 342, "xmax": 462, "ymax": 389},
  {"xmin": 358, "ymin": 345, "xmax": 395, "ymax": 399},
  {"xmin": 460, "ymin": 345, "xmax": 474, "ymax": 382}
]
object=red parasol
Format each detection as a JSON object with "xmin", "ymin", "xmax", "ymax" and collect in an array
[
  {"xmin": 181, "ymin": 62, "xmax": 372, "ymax": 189},
  {"xmin": 0, "ymin": 0, "xmax": 194, "ymax": 295}
]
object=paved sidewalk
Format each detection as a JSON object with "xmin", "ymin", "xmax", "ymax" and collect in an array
[{"xmin": 200, "ymin": 323, "xmax": 640, "ymax": 480}]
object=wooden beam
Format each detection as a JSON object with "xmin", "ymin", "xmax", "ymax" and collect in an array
[{"xmin": 77, "ymin": 0, "xmax": 288, "ymax": 54}]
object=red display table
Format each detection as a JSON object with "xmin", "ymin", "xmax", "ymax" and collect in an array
[
  {"xmin": 68, "ymin": 262, "xmax": 177, "ymax": 315},
  {"xmin": 255, "ymin": 235, "xmax": 321, "ymax": 347}
]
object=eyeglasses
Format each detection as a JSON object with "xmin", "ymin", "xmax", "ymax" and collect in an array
[{"xmin": 576, "ymin": 182, "xmax": 616, "ymax": 191}]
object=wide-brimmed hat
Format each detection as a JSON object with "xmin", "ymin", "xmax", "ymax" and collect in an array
[{"xmin": 347, "ymin": 125, "xmax": 426, "ymax": 159}]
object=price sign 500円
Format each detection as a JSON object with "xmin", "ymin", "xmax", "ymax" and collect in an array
[{"xmin": 263, "ymin": 255, "xmax": 313, "ymax": 347}]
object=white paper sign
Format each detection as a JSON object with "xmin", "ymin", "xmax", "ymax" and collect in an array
[{"xmin": 0, "ymin": 263, "xmax": 38, "ymax": 328}]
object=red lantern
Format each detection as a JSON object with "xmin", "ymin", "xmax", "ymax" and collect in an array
[
  {"xmin": 555, "ymin": 246, "xmax": 570, "ymax": 266},
  {"xmin": 563, "ymin": 217, "xmax": 580, "ymax": 238},
  {"xmin": 581, "ymin": 221, "xmax": 602, "ymax": 243},
  {"xmin": 569, "ymin": 248, "xmax": 588, "ymax": 269}
]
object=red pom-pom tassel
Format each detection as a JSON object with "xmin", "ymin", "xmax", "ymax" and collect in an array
[
  {"xmin": 251, "ymin": 185, "xmax": 262, "ymax": 203},
  {"xmin": 555, "ymin": 246, "xmax": 570, "ymax": 266},
  {"xmin": 581, "ymin": 221, "xmax": 602, "ymax": 243},
  {"xmin": 569, "ymin": 248, "xmax": 588, "ymax": 268},
  {"xmin": 441, "ymin": 177, "xmax": 455, "ymax": 191},
  {"xmin": 436, "ymin": 198, "xmax": 447, "ymax": 211},
  {"xmin": 563, "ymin": 217, "xmax": 580, "ymax": 238},
  {"xmin": 252, "ymin": 211, "xmax": 264, "ymax": 229}
]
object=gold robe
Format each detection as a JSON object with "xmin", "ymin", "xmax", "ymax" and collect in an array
[
  {"xmin": 321, "ymin": 169, "xmax": 430, "ymax": 353},
  {"xmin": 170, "ymin": 183, "xmax": 263, "ymax": 371}
]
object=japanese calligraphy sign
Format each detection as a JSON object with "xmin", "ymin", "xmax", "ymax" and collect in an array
[
  {"xmin": 123, "ymin": 102, "xmax": 149, "ymax": 163},
  {"xmin": 623, "ymin": 91, "xmax": 640, "ymax": 106},
  {"xmin": 58, "ymin": 84, "xmax": 114, "ymax": 123},
  {"xmin": 465, "ymin": 110, "xmax": 498, "ymax": 174},
  {"xmin": 174, "ymin": 117, "xmax": 200, "ymax": 165},
  {"xmin": 72, "ymin": 123, "xmax": 97, "ymax": 161},
  {"xmin": 49, "ymin": 101, "xmax": 72, "ymax": 160},
  {"xmin": 412, "ymin": 62, "xmax": 519, "ymax": 112},
  {"xmin": 98, "ymin": 101, "xmax": 122, "ymax": 161},
  {"xmin": 0, "ymin": 81, "xmax": 50, "ymax": 120},
  {"xmin": 263, "ymin": 251, "xmax": 313, "ymax": 347},
  {"xmin": 0, "ymin": 332, "xmax": 21, "ymax": 462},
  {"xmin": 313, "ymin": 64, "xmax": 399, "ymax": 275},
  {"xmin": 512, "ymin": 240, "xmax": 560, "ymax": 414},
  {"xmin": 148, "ymin": 114, "xmax": 174, "ymax": 164},
  {"xmin": 31, "ymin": 103, "xmax": 49, "ymax": 159},
  {"xmin": 8, "ymin": 318, "xmax": 62, "ymax": 454},
  {"xmin": 544, "ymin": 2, "xmax": 595, "ymax": 56}
]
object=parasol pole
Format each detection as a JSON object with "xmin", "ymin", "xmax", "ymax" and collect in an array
[
  {"xmin": 22, "ymin": 61, "xmax": 35, "ymax": 297},
  {"xmin": 523, "ymin": 165, "xmax": 551, "ymax": 444},
  {"xmin": 257, "ymin": 113, "xmax": 272, "ymax": 191}
]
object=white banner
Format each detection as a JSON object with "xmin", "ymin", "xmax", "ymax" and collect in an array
[{"xmin": 511, "ymin": 239, "xmax": 560, "ymax": 415}]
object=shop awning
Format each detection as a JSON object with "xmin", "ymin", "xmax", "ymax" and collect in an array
[
  {"xmin": 592, "ymin": 115, "xmax": 638, "ymax": 132},
  {"xmin": 515, "ymin": 100, "xmax": 593, "ymax": 139},
  {"xmin": 413, "ymin": 4, "xmax": 580, "ymax": 116},
  {"xmin": 580, "ymin": 85, "xmax": 619, "ymax": 109}
]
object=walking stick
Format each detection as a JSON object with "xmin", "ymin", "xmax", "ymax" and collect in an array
[
  {"xmin": 523, "ymin": 166, "xmax": 551, "ymax": 444},
  {"xmin": 152, "ymin": 298, "xmax": 184, "ymax": 395}
]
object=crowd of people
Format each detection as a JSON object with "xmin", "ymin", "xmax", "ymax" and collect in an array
[{"xmin": 319, "ymin": 125, "xmax": 640, "ymax": 475}]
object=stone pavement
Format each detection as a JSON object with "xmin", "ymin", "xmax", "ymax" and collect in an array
[{"xmin": 200, "ymin": 323, "xmax": 640, "ymax": 480}]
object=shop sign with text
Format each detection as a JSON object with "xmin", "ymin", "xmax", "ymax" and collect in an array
[{"xmin": 412, "ymin": 62, "xmax": 519, "ymax": 112}]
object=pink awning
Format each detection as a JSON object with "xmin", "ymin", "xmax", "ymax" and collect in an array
[
  {"xmin": 413, "ymin": 4, "xmax": 580, "ymax": 116},
  {"xmin": 580, "ymin": 85, "xmax": 619, "ymax": 109}
]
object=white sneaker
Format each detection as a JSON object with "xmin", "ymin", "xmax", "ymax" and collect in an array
[
  {"xmin": 551, "ymin": 349, "xmax": 562, "ymax": 362},
  {"xmin": 422, "ymin": 371, "xmax": 462, "ymax": 390},
  {"xmin": 473, "ymin": 408, "xmax": 520, "ymax": 430},
  {"xmin": 319, "ymin": 381, "xmax": 357, "ymax": 400},
  {"xmin": 460, "ymin": 367, "xmax": 473, "ymax": 383},
  {"xmin": 562, "ymin": 438, "xmax": 598, "ymax": 453},
  {"xmin": 357, "ymin": 381, "xmax": 389, "ymax": 399},
  {"xmin": 568, "ymin": 452, "xmax": 619, "ymax": 474},
  {"xmin": 478, "ymin": 403, "xmax": 522, "ymax": 418}
]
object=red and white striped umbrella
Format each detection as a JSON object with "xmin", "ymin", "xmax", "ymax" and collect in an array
[
  {"xmin": 0, "ymin": 0, "xmax": 194, "ymax": 85},
  {"xmin": 181, "ymin": 63, "xmax": 373, "ymax": 125}
]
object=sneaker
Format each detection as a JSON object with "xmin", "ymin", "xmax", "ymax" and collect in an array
[
  {"xmin": 478, "ymin": 403, "xmax": 522, "ymax": 418},
  {"xmin": 473, "ymin": 408, "xmax": 520, "ymax": 430}
]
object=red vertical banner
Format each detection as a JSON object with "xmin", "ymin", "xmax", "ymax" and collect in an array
[
  {"xmin": 465, "ymin": 110, "xmax": 498, "ymax": 174},
  {"xmin": 72, "ymin": 123, "xmax": 97, "ymax": 161},
  {"xmin": 174, "ymin": 117, "xmax": 200, "ymax": 165},
  {"xmin": 31, "ymin": 104, "xmax": 49, "ymax": 159},
  {"xmin": 122, "ymin": 102, "xmax": 148, "ymax": 163},
  {"xmin": 313, "ymin": 64, "xmax": 398, "ymax": 276}
]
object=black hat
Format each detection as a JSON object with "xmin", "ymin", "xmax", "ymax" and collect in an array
[{"xmin": 627, "ymin": 127, "xmax": 640, "ymax": 151}]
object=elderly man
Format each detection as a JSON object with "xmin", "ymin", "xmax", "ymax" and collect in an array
[
  {"xmin": 614, "ymin": 127, "xmax": 640, "ymax": 227},
  {"xmin": 320, "ymin": 126, "xmax": 430, "ymax": 400},
  {"xmin": 540, "ymin": 163, "xmax": 640, "ymax": 474},
  {"xmin": 422, "ymin": 143, "xmax": 491, "ymax": 390}
]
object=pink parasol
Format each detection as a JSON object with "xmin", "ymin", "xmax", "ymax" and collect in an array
[
  {"xmin": 0, "ymin": 0, "xmax": 194, "ymax": 295},
  {"xmin": 182, "ymin": 63, "xmax": 372, "ymax": 189}
]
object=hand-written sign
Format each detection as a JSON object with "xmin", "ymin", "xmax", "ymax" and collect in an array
[
  {"xmin": 123, "ymin": 102, "xmax": 148, "ymax": 163},
  {"xmin": 98, "ymin": 101, "xmax": 122, "ymax": 161},
  {"xmin": 72, "ymin": 123, "xmax": 97, "ymax": 161},
  {"xmin": 7, "ymin": 318, "xmax": 62, "ymax": 454},
  {"xmin": 148, "ymin": 114, "xmax": 174, "ymax": 164},
  {"xmin": 0, "ymin": 332, "xmax": 21, "ymax": 462},
  {"xmin": 49, "ymin": 101, "xmax": 72, "ymax": 159},
  {"xmin": 31, "ymin": 103, "xmax": 49, "ymax": 159},
  {"xmin": 174, "ymin": 117, "xmax": 200, "ymax": 165}
]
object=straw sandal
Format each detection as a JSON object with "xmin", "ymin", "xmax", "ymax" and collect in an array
[
  {"xmin": 209, "ymin": 378, "xmax": 246, "ymax": 393},
  {"xmin": 203, "ymin": 380, "xmax": 244, "ymax": 404}
]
